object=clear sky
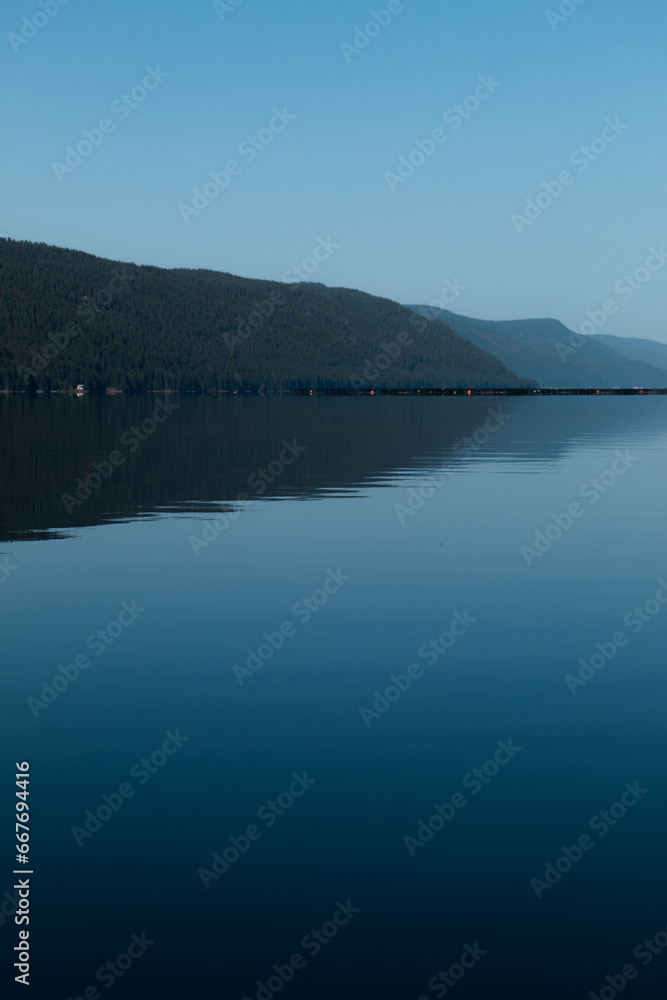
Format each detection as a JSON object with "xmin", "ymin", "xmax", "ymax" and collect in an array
[{"xmin": 2, "ymin": 0, "xmax": 666, "ymax": 341}]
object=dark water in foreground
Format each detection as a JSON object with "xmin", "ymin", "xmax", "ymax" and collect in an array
[{"xmin": 1, "ymin": 396, "xmax": 666, "ymax": 999}]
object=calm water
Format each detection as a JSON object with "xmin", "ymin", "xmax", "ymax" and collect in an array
[{"xmin": 2, "ymin": 396, "xmax": 666, "ymax": 999}]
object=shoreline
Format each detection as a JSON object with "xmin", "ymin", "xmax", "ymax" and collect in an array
[{"xmin": 1, "ymin": 387, "xmax": 665, "ymax": 397}]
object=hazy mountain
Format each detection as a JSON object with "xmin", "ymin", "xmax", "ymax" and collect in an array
[
  {"xmin": 406, "ymin": 305, "xmax": 667, "ymax": 389},
  {"xmin": 590, "ymin": 334, "xmax": 667, "ymax": 372},
  {"xmin": 0, "ymin": 240, "xmax": 535, "ymax": 392}
]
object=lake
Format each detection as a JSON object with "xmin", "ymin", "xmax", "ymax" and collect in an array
[{"xmin": 2, "ymin": 395, "xmax": 666, "ymax": 999}]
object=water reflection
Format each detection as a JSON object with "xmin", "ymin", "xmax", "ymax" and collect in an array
[{"xmin": 1, "ymin": 395, "xmax": 663, "ymax": 541}]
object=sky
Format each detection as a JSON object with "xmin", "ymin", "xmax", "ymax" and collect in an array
[{"xmin": 1, "ymin": 0, "xmax": 666, "ymax": 342}]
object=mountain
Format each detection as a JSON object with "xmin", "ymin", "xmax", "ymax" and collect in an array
[
  {"xmin": 589, "ymin": 334, "xmax": 667, "ymax": 372},
  {"xmin": 406, "ymin": 305, "xmax": 667, "ymax": 389},
  {"xmin": 0, "ymin": 240, "xmax": 535, "ymax": 392}
]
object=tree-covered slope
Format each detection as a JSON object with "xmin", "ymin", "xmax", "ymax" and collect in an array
[
  {"xmin": 0, "ymin": 240, "xmax": 536, "ymax": 392},
  {"xmin": 407, "ymin": 305, "xmax": 667, "ymax": 389}
]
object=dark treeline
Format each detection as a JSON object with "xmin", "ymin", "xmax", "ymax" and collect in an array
[{"xmin": 0, "ymin": 240, "xmax": 536, "ymax": 392}]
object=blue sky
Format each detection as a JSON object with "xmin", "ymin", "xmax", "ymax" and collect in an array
[{"xmin": 1, "ymin": 0, "xmax": 666, "ymax": 341}]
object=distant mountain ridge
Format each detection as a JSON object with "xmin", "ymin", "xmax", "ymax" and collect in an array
[
  {"xmin": 0, "ymin": 240, "xmax": 535, "ymax": 392},
  {"xmin": 406, "ymin": 305, "xmax": 667, "ymax": 389},
  {"xmin": 589, "ymin": 334, "xmax": 667, "ymax": 372}
]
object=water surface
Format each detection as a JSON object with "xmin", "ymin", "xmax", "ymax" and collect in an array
[{"xmin": 2, "ymin": 396, "xmax": 666, "ymax": 998}]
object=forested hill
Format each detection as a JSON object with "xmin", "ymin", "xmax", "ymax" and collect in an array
[
  {"xmin": 407, "ymin": 304, "xmax": 667, "ymax": 390},
  {"xmin": 0, "ymin": 240, "xmax": 536, "ymax": 392}
]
